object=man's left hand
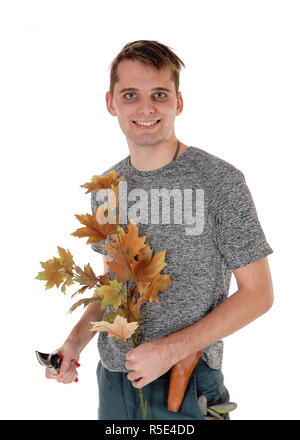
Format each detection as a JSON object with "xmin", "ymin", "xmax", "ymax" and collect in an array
[{"xmin": 125, "ymin": 338, "xmax": 174, "ymax": 388}]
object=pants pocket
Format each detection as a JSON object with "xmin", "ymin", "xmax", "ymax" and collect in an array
[
  {"xmin": 194, "ymin": 358, "xmax": 231, "ymax": 420},
  {"xmin": 188, "ymin": 370, "xmax": 206, "ymax": 420}
]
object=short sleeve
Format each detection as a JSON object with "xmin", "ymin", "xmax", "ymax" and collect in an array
[
  {"xmin": 213, "ymin": 169, "xmax": 273, "ymax": 270},
  {"xmin": 90, "ymin": 191, "xmax": 109, "ymax": 256}
]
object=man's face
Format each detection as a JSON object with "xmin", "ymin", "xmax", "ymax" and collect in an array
[{"xmin": 106, "ymin": 59, "xmax": 183, "ymax": 147}]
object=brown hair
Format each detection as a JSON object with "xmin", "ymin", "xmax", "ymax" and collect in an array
[{"xmin": 108, "ymin": 40, "xmax": 185, "ymax": 99}]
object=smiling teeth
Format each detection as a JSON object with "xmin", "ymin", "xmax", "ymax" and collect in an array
[{"xmin": 135, "ymin": 121, "xmax": 158, "ymax": 126}]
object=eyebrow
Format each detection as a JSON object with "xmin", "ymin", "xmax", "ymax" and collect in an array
[{"xmin": 118, "ymin": 87, "xmax": 172, "ymax": 94}]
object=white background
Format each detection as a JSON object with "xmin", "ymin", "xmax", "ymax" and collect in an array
[{"xmin": 0, "ymin": 0, "xmax": 299, "ymax": 420}]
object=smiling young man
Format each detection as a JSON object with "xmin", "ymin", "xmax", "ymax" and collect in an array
[{"xmin": 45, "ymin": 40, "xmax": 274, "ymax": 421}]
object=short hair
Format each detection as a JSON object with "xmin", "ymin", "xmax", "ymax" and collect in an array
[{"xmin": 108, "ymin": 40, "xmax": 185, "ymax": 99}]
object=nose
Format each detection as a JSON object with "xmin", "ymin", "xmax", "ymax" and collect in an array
[{"xmin": 135, "ymin": 96, "xmax": 157, "ymax": 117}]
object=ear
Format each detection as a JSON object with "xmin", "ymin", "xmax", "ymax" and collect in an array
[
  {"xmin": 176, "ymin": 91, "xmax": 183, "ymax": 116},
  {"xmin": 106, "ymin": 90, "xmax": 117, "ymax": 116}
]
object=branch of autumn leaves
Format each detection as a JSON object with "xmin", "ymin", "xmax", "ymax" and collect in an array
[
  {"xmin": 35, "ymin": 170, "xmax": 173, "ymax": 419},
  {"xmin": 35, "ymin": 170, "xmax": 173, "ymax": 343}
]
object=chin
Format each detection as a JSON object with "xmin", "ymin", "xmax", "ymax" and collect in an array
[{"xmin": 133, "ymin": 138, "xmax": 162, "ymax": 147}]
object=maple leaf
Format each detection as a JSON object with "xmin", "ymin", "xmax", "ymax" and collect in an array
[
  {"xmin": 97, "ymin": 272, "xmax": 111, "ymax": 286},
  {"xmin": 55, "ymin": 246, "xmax": 76, "ymax": 294},
  {"xmin": 138, "ymin": 272, "xmax": 173, "ymax": 305},
  {"xmin": 131, "ymin": 244, "xmax": 168, "ymax": 295},
  {"xmin": 35, "ymin": 257, "xmax": 65, "ymax": 290},
  {"xmin": 35, "ymin": 247, "xmax": 77, "ymax": 294},
  {"xmin": 69, "ymin": 263, "xmax": 100, "ymax": 298},
  {"xmin": 94, "ymin": 279, "xmax": 127, "ymax": 311},
  {"xmin": 73, "ymin": 263, "xmax": 98, "ymax": 287},
  {"xmin": 71, "ymin": 270, "xmax": 111, "ymax": 298},
  {"xmin": 70, "ymin": 205, "xmax": 119, "ymax": 245},
  {"xmin": 57, "ymin": 246, "xmax": 74, "ymax": 273},
  {"xmin": 80, "ymin": 170, "xmax": 125, "ymax": 194},
  {"xmin": 89, "ymin": 315, "xmax": 139, "ymax": 341},
  {"xmin": 103, "ymin": 220, "xmax": 147, "ymax": 281}
]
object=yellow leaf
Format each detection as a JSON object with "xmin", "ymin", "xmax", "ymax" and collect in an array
[
  {"xmin": 57, "ymin": 246, "xmax": 74, "ymax": 273},
  {"xmin": 35, "ymin": 257, "xmax": 64, "ymax": 290},
  {"xmin": 95, "ymin": 279, "xmax": 127, "ymax": 311}
]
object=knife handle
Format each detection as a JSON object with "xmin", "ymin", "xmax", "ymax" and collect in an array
[{"xmin": 167, "ymin": 350, "xmax": 202, "ymax": 412}]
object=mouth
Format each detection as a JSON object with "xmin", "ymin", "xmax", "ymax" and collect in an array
[{"xmin": 132, "ymin": 119, "xmax": 161, "ymax": 129}]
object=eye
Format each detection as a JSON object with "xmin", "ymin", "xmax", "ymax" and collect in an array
[
  {"xmin": 124, "ymin": 92, "xmax": 166, "ymax": 100},
  {"xmin": 155, "ymin": 92, "xmax": 166, "ymax": 99},
  {"xmin": 125, "ymin": 92, "xmax": 136, "ymax": 99}
]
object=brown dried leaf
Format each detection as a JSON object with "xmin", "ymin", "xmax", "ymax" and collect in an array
[
  {"xmin": 70, "ymin": 207, "xmax": 118, "ymax": 245},
  {"xmin": 89, "ymin": 315, "xmax": 139, "ymax": 341},
  {"xmin": 138, "ymin": 272, "xmax": 173, "ymax": 305},
  {"xmin": 80, "ymin": 170, "xmax": 126, "ymax": 194}
]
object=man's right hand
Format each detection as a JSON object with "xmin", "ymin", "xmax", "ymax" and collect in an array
[
  {"xmin": 45, "ymin": 258, "xmax": 109, "ymax": 384},
  {"xmin": 45, "ymin": 341, "xmax": 81, "ymax": 384}
]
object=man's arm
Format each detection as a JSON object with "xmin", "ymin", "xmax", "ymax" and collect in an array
[
  {"xmin": 163, "ymin": 256, "xmax": 274, "ymax": 366},
  {"xmin": 45, "ymin": 255, "xmax": 110, "ymax": 383}
]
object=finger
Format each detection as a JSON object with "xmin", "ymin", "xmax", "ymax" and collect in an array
[
  {"xmin": 132, "ymin": 379, "xmax": 143, "ymax": 388},
  {"xmin": 45, "ymin": 368, "xmax": 59, "ymax": 380},
  {"xmin": 57, "ymin": 366, "xmax": 76, "ymax": 382},
  {"xmin": 61, "ymin": 363, "xmax": 79, "ymax": 383},
  {"xmin": 47, "ymin": 367, "xmax": 71, "ymax": 382},
  {"xmin": 61, "ymin": 370, "xmax": 78, "ymax": 384},
  {"xmin": 127, "ymin": 371, "xmax": 142, "ymax": 382}
]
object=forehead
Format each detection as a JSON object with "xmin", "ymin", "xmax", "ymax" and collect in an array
[{"xmin": 115, "ymin": 59, "xmax": 174, "ymax": 91}]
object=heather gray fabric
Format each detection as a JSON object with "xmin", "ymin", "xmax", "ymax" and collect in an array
[{"xmin": 90, "ymin": 146, "xmax": 273, "ymax": 372}]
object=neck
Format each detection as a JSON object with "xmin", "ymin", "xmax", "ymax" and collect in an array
[{"xmin": 128, "ymin": 140, "xmax": 189, "ymax": 172}]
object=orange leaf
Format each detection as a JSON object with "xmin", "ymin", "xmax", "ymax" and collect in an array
[
  {"xmin": 132, "ymin": 244, "xmax": 168, "ymax": 295},
  {"xmin": 138, "ymin": 272, "xmax": 173, "ymax": 305},
  {"xmin": 80, "ymin": 170, "xmax": 125, "ymax": 194},
  {"xmin": 103, "ymin": 220, "xmax": 147, "ymax": 281},
  {"xmin": 70, "ymin": 207, "xmax": 119, "ymax": 245},
  {"xmin": 104, "ymin": 220, "xmax": 147, "ymax": 259}
]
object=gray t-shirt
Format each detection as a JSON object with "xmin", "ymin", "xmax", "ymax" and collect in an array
[{"xmin": 90, "ymin": 146, "xmax": 273, "ymax": 372}]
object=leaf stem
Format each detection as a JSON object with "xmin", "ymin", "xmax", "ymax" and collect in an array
[
  {"xmin": 124, "ymin": 339, "xmax": 132, "ymax": 349},
  {"xmin": 139, "ymin": 388, "xmax": 147, "ymax": 420}
]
